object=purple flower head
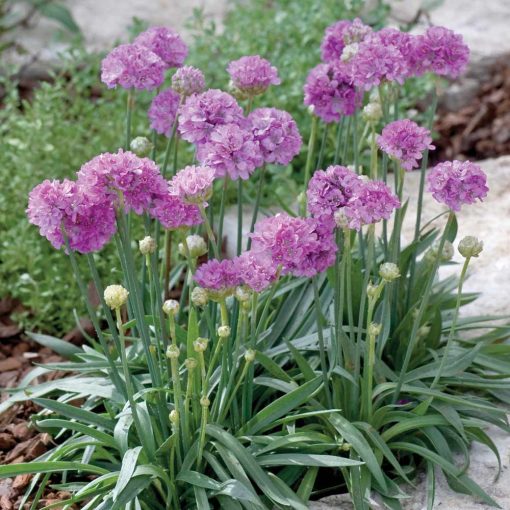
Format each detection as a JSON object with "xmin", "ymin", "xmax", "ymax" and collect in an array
[
  {"xmin": 101, "ymin": 43, "xmax": 165, "ymax": 91},
  {"xmin": 427, "ymin": 160, "xmax": 488, "ymax": 211},
  {"xmin": 227, "ymin": 55, "xmax": 280, "ymax": 97},
  {"xmin": 194, "ymin": 259, "xmax": 240, "ymax": 299},
  {"xmin": 248, "ymin": 108, "xmax": 302, "ymax": 165},
  {"xmin": 307, "ymin": 165, "xmax": 363, "ymax": 217},
  {"xmin": 415, "ymin": 27, "xmax": 469, "ymax": 79},
  {"xmin": 304, "ymin": 62, "xmax": 360, "ymax": 123},
  {"xmin": 250, "ymin": 213, "xmax": 335, "ymax": 277},
  {"xmin": 134, "ymin": 26, "xmax": 188, "ymax": 68},
  {"xmin": 344, "ymin": 180, "xmax": 401, "ymax": 230},
  {"xmin": 377, "ymin": 119, "xmax": 435, "ymax": 171},
  {"xmin": 27, "ymin": 179, "xmax": 116, "ymax": 253},
  {"xmin": 350, "ymin": 31, "xmax": 408, "ymax": 90},
  {"xmin": 178, "ymin": 89, "xmax": 244, "ymax": 144},
  {"xmin": 233, "ymin": 250, "xmax": 278, "ymax": 292},
  {"xmin": 169, "ymin": 165, "xmax": 216, "ymax": 205},
  {"xmin": 148, "ymin": 88, "xmax": 181, "ymax": 136},
  {"xmin": 197, "ymin": 123, "xmax": 263, "ymax": 181},
  {"xmin": 172, "ymin": 66, "xmax": 206, "ymax": 97},
  {"xmin": 301, "ymin": 215, "xmax": 338, "ymax": 275},
  {"xmin": 77, "ymin": 150, "xmax": 167, "ymax": 215},
  {"xmin": 150, "ymin": 192, "xmax": 202, "ymax": 230},
  {"xmin": 321, "ymin": 18, "xmax": 372, "ymax": 63}
]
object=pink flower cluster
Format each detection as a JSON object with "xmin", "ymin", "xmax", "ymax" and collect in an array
[
  {"xmin": 27, "ymin": 179, "xmax": 116, "ymax": 253},
  {"xmin": 150, "ymin": 193, "xmax": 202, "ymax": 230},
  {"xmin": 169, "ymin": 165, "xmax": 215, "ymax": 205},
  {"xmin": 77, "ymin": 150, "xmax": 167, "ymax": 215},
  {"xmin": 377, "ymin": 119, "xmax": 434, "ymax": 171},
  {"xmin": 248, "ymin": 108, "xmax": 302, "ymax": 165},
  {"xmin": 306, "ymin": 166, "xmax": 400, "ymax": 231},
  {"xmin": 304, "ymin": 62, "xmax": 360, "ymax": 123},
  {"xmin": 101, "ymin": 43, "xmax": 166, "ymax": 90},
  {"xmin": 148, "ymin": 88, "xmax": 181, "ymax": 136},
  {"xmin": 134, "ymin": 26, "xmax": 188, "ymax": 68},
  {"xmin": 172, "ymin": 66, "xmax": 206, "ymax": 97},
  {"xmin": 197, "ymin": 123, "xmax": 264, "ymax": 180},
  {"xmin": 427, "ymin": 160, "xmax": 488, "ymax": 211},
  {"xmin": 249, "ymin": 213, "xmax": 337, "ymax": 277},
  {"xmin": 194, "ymin": 259, "xmax": 240, "ymax": 295},
  {"xmin": 178, "ymin": 89, "xmax": 244, "ymax": 144},
  {"xmin": 101, "ymin": 27, "xmax": 188, "ymax": 91},
  {"xmin": 321, "ymin": 18, "xmax": 372, "ymax": 63},
  {"xmin": 227, "ymin": 55, "xmax": 280, "ymax": 96},
  {"xmin": 232, "ymin": 251, "xmax": 278, "ymax": 293}
]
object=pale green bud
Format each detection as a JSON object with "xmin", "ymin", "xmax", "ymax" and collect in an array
[
  {"xmin": 162, "ymin": 299, "xmax": 179, "ymax": 316},
  {"xmin": 244, "ymin": 349, "xmax": 256, "ymax": 363},
  {"xmin": 130, "ymin": 136, "xmax": 153, "ymax": 157},
  {"xmin": 104, "ymin": 285, "xmax": 129, "ymax": 310},
  {"xmin": 217, "ymin": 325, "xmax": 231, "ymax": 339},
  {"xmin": 191, "ymin": 287, "xmax": 208, "ymax": 307},
  {"xmin": 185, "ymin": 358, "xmax": 197, "ymax": 370},
  {"xmin": 379, "ymin": 262, "xmax": 400, "ymax": 282},
  {"xmin": 200, "ymin": 396, "xmax": 210, "ymax": 407},
  {"xmin": 139, "ymin": 235, "xmax": 156, "ymax": 255},
  {"xmin": 368, "ymin": 322, "xmax": 382, "ymax": 337},
  {"xmin": 193, "ymin": 337, "xmax": 209, "ymax": 353},
  {"xmin": 169, "ymin": 409, "xmax": 179, "ymax": 423},
  {"xmin": 166, "ymin": 344, "xmax": 180, "ymax": 359},
  {"xmin": 178, "ymin": 234, "xmax": 208, "ymax": 258},
  {"xmin": 458, "ymin": 236, "xmax": 483, "ymax": 258}
]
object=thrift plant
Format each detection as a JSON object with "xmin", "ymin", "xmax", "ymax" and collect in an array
[{"xmin": 3, "ymin": 17, "xmax": 510, "ymax": 510}]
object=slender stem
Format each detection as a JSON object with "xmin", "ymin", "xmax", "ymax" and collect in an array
[
  {"xmin": 163, "ymin": 230, "xmax": 172, "ymax": 300},
  {"xmin": 198, "ymin": 205, "xmax": 220, "ymax": 259},
  {"xmin": 316, "ymin": 123, "xmax": 329, "ymax": 171},
  {"xmin": 247, "ymin": 164, "xmax": 266, "ymax": 250},
  {"xmin": 333, "ymin": 117, "xmax": 345, "ymax": 165},
  {"xmin": 237, "ymin": 179, "xmax": 243, "ymax": 256},
  {"xmin": 393, "ymin": 211, "xmax": 455, "ymax": 403},
  {"xmin": 125, "ymin": 89, "xmax": 134, "ymax": 150},
  {"xmin": 312, "ymin": 276, "xmax": 332, "ymax": 408},
  {"xmin": 217, "ymin": 178, "xmax": 228, "ymax": 258},
  {"xmin": 431, "ymin": 256, "xmax": 471, "ymax": 388},
  {"xmin": 218, "ymin": 357, "xmax": 252, "ymax": 422},
  {"xmin": 301, "ymin": 115, "xmax": 318, "ymax": 215}
]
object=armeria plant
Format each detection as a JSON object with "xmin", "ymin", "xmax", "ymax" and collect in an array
[{"xmin": 2, "ymin": 18, "xmax": 510, "ymax": 510}]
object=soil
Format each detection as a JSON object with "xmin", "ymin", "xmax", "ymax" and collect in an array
[{"xmin": 0, "ymin": 296, "xmax": 93, "ymax": 509}]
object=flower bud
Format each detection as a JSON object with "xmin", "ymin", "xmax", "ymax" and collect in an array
[
  {"xmin": 297, "ymin": 191, "xmax": 306, "ymax": 208},
  {"xmin": 193, "ymin": 337, "xmax": 209, "ymax": 352},
  {"xmin": 162, "ymin": 299, "xmax": 179, "ymax": 316},
  {"xmin": 341, "ymin": 42, "xmax": 359, "ymax": 62},
  {"xmin": 200, "ymin": 396, "xmax": 210, "ymax": 407},
  {"xmin": 178, "ymin": 234, "xmax": 208, "ymax": 259},
  {"xmin": 235, "ymin": 286, "xmax": 251, "ymax": 303},
  {"xmin": 104, "ymin": 285, "xmax": 129, "ymax": 310},
  {"xmin": 368, "ymin": 322, "xmax": 382, "ymax": 337},
  {"xmin": 185, "ymin": 358, "xmax": 197, "ymax": 370},
  {"xmin": 334, "ymin": 209, "xmax": 349, "ymax": 229},
  {"xmin": 379, "ymin": 262, "xmax": 400, "ymax": 282},
  {"xmin": 217, "ymin": 325, "xmax": 231, "ymax": 339},
  {"xmin": 166, "ymin": 344, "xmax": 180, "ymax": 359},
  {"xmin": 244, "ymin": 349, "xmax": 256, "ymax": 363},
  {"xmin": 367, "ymin": 283, "xmax": 379, "ymax": 299},
  {"xmin": 362, "ymin": 100, "xmax": 382, "ymax": 123},
  {"xmin": 341, "ymin": 442, "xmax": 351, "ymax": 452},
  {"xmin": 130, "ymin": 136, "xmax": 153, "ymax": 157},
  {"xmin": 139, "ymin": 235, "xmax": 156, "ymax": 255},
  {"xmin": 169, "ymin": 409, "xmax": 179, "ymax": 424},
  {"xmin": 191, "ymin": 287, "xmax": 208, "ymax": 307},
  {"xmin": 417, "ymin": 324, "xmax": 431, "ymax": 339},
  {"xmin": 458, "ymin": 236, "xmax": 483, "ymax": 258}
]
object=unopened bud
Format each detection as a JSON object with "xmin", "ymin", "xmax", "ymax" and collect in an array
[
  {"xmin": 379, "ymin": 262, "xmax": 400, "ymax": 282},
  {"xmin": 297, "ymin": 191, "xmax": 306, "ymax": 207},
  {"xmin": 427, "ymin": 239, "xmax": 454, "ymax": 262},
  {"xmin": 341, "ymin": 42, "xmax": 359, "ymax": 62},
  {"xmin": 178, "ymin": 234, "xmax": 208, "ymax": 258},
  {"xmin": 185, "ymin": 358, "xmax": 197, "ymax": 370},
  {"xmin": 244, "ymin": 349, "xmax": 256, "ymax": 363},
  {"xmin": 368, "ymin": 322, "xmax": 382, "ymax": 337},
  {"xmin": 362, "ymin": 100, "xmax": 382, "ymax": 123},
  {"xmin": 367, "ymin": 283, "xmax": 379, "ymax": 299},
  {"xmin": 104, "ymin": 285, "xmax": 129, "ymax": 310},
  {"xmin": 458, "ymin": 236, "xmax": 483, "ymax": 258},
  {"xmin": 191, "ymin": 287, "xmax": 208, "ymax": 307},
  {"xmin": 162, "ymin": 299, "xmax": 179, "ymax": 316},
  {"xmin": 217, "ymin": 325, "xmax": 231, "ymax": 339},
  {"xmin": 139, "ymin": 236, "xmax": 156, "ymax": 255},
  {"xmin": 235, "ymin": 287, "xmax": 251, "ymax": 302},
  {"xmin": 417, "ymin": 324, "xmax": 431, "ymax": 339},
  {"xmin": 200, "ymin": 396, "xmax": 210, "ymax": 407},
  {"xmin": 334, "ymin": 209, "xmax": 349, "ymax": 229},
  {"xmin": 193, "ymin": 337, "xmax": 209, "ymax": 352},
  {"xmin": 341, "ymin": 442, "xmax": 351, "ymax": 452},
  {"xmin": 130, "ymin": 136, "xmax": 153, "ymax": 157},
  {"xmin": 169, "ymin": 409, "xmax": 179, "ymax": 423},
  {"xmin": 166, "ymin": 344, "xmax": 180, "ymax": 359}
]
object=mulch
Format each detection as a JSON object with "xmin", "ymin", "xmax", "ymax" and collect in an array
[
  {"xmin": 431, "ymin": 56, "xmax": 510, "ymax": 164},
  {"xmin": 0, "ymin": 297, "xmax": 92, "ymax": 509}
]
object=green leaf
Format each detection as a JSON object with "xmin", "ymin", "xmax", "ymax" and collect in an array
[
  {"xmin": 37, "ymin": 3, "xmax": 82, "ymax": 34},
  {"xmin": 32, "ymin": 398, "xmax": 114, "ymax": 430},
  {"xmin": 26, "ymin": 331, "xmax": 82, "ymax": 359},
  {"xmin": 239, "ymin": 377, "xmax": 322, "ymax": 435},
  {"xmin": 0, "ymin": 461, "xmax": 108, "ymax": 478},
  {"xmin": 177, "ymin": 470, "xmax": 221, "ymax": 491},
  {"xmin": 255, "ymin": 351, "xmax": 294, "ymax": 383},
  {"xmin": 256, "ymin": 453, "xmax": 363, "ymax": 468},
  {"xmin": 112, "ymin": 447, "xmax": 143, "ymax": 500}
]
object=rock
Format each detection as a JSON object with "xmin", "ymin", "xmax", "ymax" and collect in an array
[{"xmin": 440, "ymin": 78, "xmax": 480, "ymax": 112}]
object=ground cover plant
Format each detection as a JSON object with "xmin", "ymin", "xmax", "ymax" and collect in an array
[{"xmin": 2, "ymin": 13, "xmax": 510, "ymax": 510}]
